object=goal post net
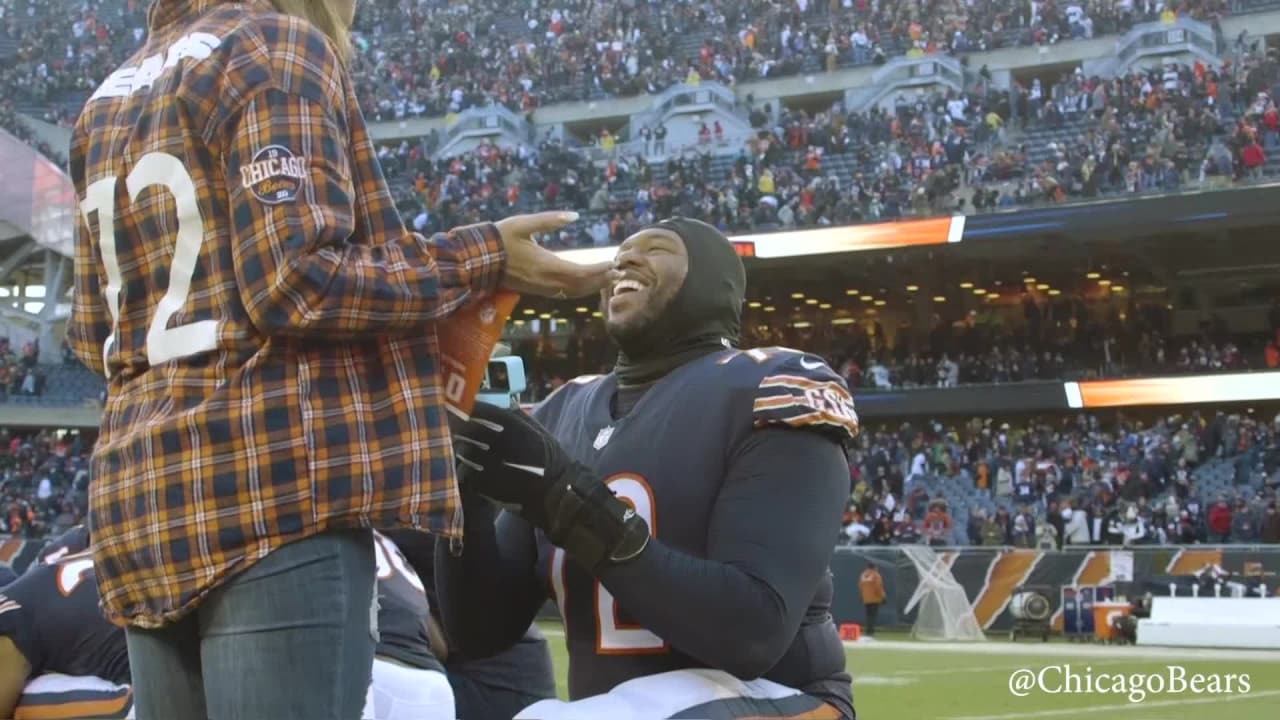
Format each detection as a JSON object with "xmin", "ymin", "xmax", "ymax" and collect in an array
[{"xmin": 901, "ymin": 545, "xmax": 985, "ymax": 642}]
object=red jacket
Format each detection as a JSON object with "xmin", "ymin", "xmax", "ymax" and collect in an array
[
  {"xmin": 1208, "ymin": 504, "xmax": 1233, "ymax": 535},
  {"xmin": 1242, "ymin": 142, "xmax": 1266, "ymax": 168}
]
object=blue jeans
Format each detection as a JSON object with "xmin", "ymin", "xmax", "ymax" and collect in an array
[{"xmin": 125, "ymin": 529, "xmax": 377, "ymax": 720}]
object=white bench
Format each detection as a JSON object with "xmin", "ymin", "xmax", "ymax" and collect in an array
[{"xmin": 1136, "ymin": 597, "xmax": 1280, "ymax": 649}]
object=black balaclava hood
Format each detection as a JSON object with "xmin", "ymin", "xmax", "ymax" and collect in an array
[{"xmin": 612, "ymin": 217, "xmax": 746, "ymax": 386}]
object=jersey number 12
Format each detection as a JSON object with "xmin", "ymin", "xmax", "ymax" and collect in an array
[
  {"xmin": 79, "ymin": 152, "xmax": 218, "ymax": 377},
  {"xmin": 550, "ymin": 474, "xmax": 668, "ymax": 655}
]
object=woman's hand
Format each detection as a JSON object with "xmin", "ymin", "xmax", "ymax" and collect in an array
[{"xmin": 496, "ymin": 212, "xmax": 613, "ymax": 299}]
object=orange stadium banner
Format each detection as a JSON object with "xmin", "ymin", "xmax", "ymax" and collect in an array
[
  {"xmin": 437, "ymin": 291, "xmax": 520, "ymax": 416},
  {"xmin": 553, "ymin": 215, "xmax": 964, "ymax": 264},
  {"xmin": 1065, "ymin": 371, "xmax": 1280, "ymax": 409}
]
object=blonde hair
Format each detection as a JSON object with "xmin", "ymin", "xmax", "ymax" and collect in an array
[{"xmin": 270, "ymin": 0, "xmax": 352, "ymax": 63}]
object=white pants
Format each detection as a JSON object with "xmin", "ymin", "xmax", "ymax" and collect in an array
[
  {"xmin": 515, "ymin": 668, "xmax": 833, "ymax": 720},
  {"xmin": 364, "ymin": 658, "xmax": 455, "ymax": 720},
  {"xmin": 16, "ymin": 673, "xmax": 135, "ymax": 719}
]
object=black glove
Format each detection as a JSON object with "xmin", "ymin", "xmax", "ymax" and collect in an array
[{"xmin": 450, "ymin": 403, "xmax": 650, "ymax": 572}]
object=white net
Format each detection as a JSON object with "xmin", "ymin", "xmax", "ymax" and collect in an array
[{"xmin": 901, "ymin": 545, "xmax": 985, "ymax": 642}]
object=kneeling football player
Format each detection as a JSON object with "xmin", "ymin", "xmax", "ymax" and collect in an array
[
  {"xmin": 0, "ymin": 526, "xmax": 134, "ymax": 720},
  {"xmin": 438, "ymin": 217, "xmax": 858, "ymax": 719},
  {"xmin": 369, "ymin": 531, "xmax": 455, "ymax": 720},
  {"xmin": 382, "ymin": 531, "xmax": 558, "ymax": 720}
]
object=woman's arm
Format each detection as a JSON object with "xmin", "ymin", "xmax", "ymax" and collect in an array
[{"xmin": 221, "ymin": 54, "xmax": 505, "ymax": 339}]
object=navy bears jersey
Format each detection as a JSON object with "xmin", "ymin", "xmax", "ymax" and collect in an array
[
  {"xmin": 373, "ymin": 531, "xmax": 445, "ymax": 673},
  {"xmin": 0, "ymin": 543, "xmax": 129, "ymax": 684},
  {"xmin": 531, "ymin": 347, "xmax": 857, "ymax": 711}
]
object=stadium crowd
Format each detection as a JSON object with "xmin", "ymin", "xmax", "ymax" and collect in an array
[
  {"xmin": 0, "ymin": 428, "xmax": 88, "ymax": 539},
  {"xmin": 0, "ymin": 0, "xmax": 1249, "ymax": 126},
  {"xmin": 3, "ymin": 0, "xmax": 1279, "ymax": 241},
  {"xmin": 840, "ymin": 409, "xmax": 1280, "ymax": 548},
  {"xmin": 511, "ymin": 291, "xmax": 1278, "ymax": 399}
]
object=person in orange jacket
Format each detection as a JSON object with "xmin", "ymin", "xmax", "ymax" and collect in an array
[{"xmin": 858, "ymin": 564, "xmax": 886, "ymax": 636}]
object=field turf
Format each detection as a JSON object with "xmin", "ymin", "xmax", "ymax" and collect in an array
[{"xmin": 534, "ymin": 621, "xmax": 1280, "ymax": 719}]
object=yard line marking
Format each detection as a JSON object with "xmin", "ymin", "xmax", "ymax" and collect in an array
[{"xmin": 944, "ymin": 689, "xmax": 1280, "ymax": 720}]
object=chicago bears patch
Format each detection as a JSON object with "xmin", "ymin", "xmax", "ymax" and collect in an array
[{"xmin": 240, "ymin": 145, "xmax": 307, "ymax": 204}]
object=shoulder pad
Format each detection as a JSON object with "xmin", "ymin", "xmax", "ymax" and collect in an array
[
  {"xmin": 739, "ymin": 348, "xmax": 860, "ymax": 443},
  {"xmin": 36, "ymin": 525, "xmax": 91, "ymax": 565},
  {"xmin": 531, "ymin": 374, "xmax": 604, "ymax": 420}
]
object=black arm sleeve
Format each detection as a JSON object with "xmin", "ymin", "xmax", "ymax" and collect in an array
[
  {"xmin": 433, "ymin": 492, "xmax": 547, "ymax": 660},
  {"xmin": 595, "ymin": 428, "xmax": 848, "ymax": 679}
]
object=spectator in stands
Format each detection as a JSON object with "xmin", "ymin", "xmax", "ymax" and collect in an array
[
  {"xmin": 1035, "ymin": 516, "xmax": 1059, "ymax": 549},
  {"xmin": 1208, "ymin": 495, "xmax": 1233, "ymax": 542},
  {"xmin": 922, "ymin": 499, "xmax": 953, "ymax": 546},
  {"xmin": 1063, "ymin": 499, "xmax": 1090, "ymax": 545},
  {"xmin": 1262, "ymin": 502, "xmax": 1280, "ymax": 543},
  {"xmin": 1231, "ymin": 498, "xmax": 1259, "ymax": 541}
]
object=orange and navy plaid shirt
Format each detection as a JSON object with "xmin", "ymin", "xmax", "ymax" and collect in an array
[{"xmin": 67, "ymin": 0, "xmax": 505, "ymax": 628}]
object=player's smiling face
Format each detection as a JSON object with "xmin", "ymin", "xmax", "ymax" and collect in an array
[{"xmin": 603, "ymin": 227, "xmax": 689, "ymax": 342}]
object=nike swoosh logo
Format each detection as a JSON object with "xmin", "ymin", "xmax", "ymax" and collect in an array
[
  {"xmin": 799, "ymin": 358, "xmax": 825, "ymax": 370},
  {"xmin": 503, "ymin": 462, "xmax": 546, "ymax": 477}
]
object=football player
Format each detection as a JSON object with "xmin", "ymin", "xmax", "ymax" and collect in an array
[
  {"xmin": 438, "ymin": 217, "xmax": 858, "ymax": 719},
  {"xmin": 369, "ymin": 531, "xmax": 455, "ymax": 720},
  {"xmin": 384, "ymin": 530, "xmax": 557, "ymax": 720},
  {"xmin": 0, "ymin": 528, "xmax": 132, "ymax": 720},
  {"xmin": 5, "ymin": 527, "xmax": 453, "ymax": 720}
]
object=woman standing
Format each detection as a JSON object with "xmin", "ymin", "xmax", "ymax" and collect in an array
[{"xmin": 67, "ymin": 1, "xmax": 607, "ymax": 718}]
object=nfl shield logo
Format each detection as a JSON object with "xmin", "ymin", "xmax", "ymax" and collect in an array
[{"xmin": 593, "ymin": 426, "xmax": 614, "ymax": 450}]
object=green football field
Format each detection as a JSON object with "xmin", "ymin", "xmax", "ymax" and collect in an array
[{"xmin": 535, "ymin": 621, "xmax": 1280, "ymax": 719}]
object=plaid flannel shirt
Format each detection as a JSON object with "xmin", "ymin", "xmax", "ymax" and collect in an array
[{"xmin": 67, "ymin": 0, "xmax": 505, "ymax": 628}]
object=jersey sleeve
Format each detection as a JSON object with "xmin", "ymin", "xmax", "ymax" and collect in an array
[{"xmin": 750, "ymin": 349, "xmax": 860, "ymax": 443}]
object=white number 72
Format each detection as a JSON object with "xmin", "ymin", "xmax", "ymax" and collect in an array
[{"xmin": 79, "ymin": 152, "xmax": 218, "ymax": 378}]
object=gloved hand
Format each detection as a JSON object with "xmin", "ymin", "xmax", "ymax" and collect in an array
[{"xmin": 450, "ymin": 403, "xmax": 650, "ymax": 572}]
